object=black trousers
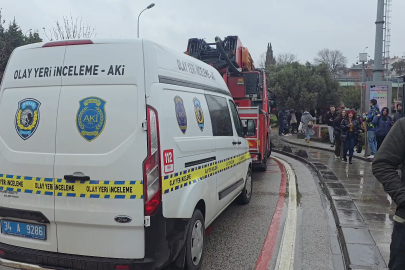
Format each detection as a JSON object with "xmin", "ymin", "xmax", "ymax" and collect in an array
[
  {"xmin": 376, "ymin": 135, "xmax": 386, "ymax": 151},
  {"xmin": 388, "ymin": 221, "xmax": 405, "ymax": 270}
]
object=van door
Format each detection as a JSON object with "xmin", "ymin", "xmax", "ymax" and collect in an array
[
  {"xmin": 205, "ymin": 94, "xmax": 240, "ymax": 211},
  {"xmin": 53, "ymin": 42, "xmax": 147, "ymax": 259},
  {"xmin": 0, "ymin": 45, "xmax": 65, "ymax": 252},
  {"xmin": 228, "ymin": 100, "xmax": 249, "ymax": 180}
]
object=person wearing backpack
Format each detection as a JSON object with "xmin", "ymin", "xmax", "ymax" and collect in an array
[
  {"xmin": 301, "ymin": 109, "xmax": 316, "ymax": 143},
  {"xmin": 372, "ymin": 107, "xmax": 393, "ymax": 150}
]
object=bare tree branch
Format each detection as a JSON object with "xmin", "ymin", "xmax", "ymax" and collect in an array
[
  {"xmin": 314, "ymin": 48, "xmax": 347, "ymax": 77},
  {"xmin": 257, "ymin": 52, "xmax": 266, "ymax": 69},
  {"xmin": 276, "ymin": 53, "xmax": 298, "ymax": 65},
  {"xmin": 44, "ymin": 14, "xmax": 96, "ymax": 41}
]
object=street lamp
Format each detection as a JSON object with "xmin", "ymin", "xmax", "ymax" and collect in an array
[{"xmin": 137, "ymin": 3, "xmax": 155, "ymax": 38}]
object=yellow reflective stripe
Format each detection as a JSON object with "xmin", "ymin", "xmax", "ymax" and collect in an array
[{"xmin": 162, "ymin": 151, "xmax": 251, "ymax": 194}]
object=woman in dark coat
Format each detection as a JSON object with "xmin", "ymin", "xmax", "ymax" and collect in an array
[
  {"xmin": 333, "ymin": 110, "xmax": 346, "ymax": 158},
  {"xmin": 340, "ymin": 110, "xmax": 361, "ymax": 164}
]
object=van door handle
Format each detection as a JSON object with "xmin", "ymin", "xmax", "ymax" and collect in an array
[
  {"xmin": 64, "ymin": 175, "xmax": 90, "ymax": 181},
  {"xmin": 237, "ymin": 141, "xmax": 241, "ymax": 145},
  {"xmin": 232, "ymin": 141, "xmax": 238, "ymax": 145}
]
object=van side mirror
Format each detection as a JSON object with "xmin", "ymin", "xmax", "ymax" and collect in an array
[{"xmin": 246, "ymin": 119, "xmax": 256, "ymax": 137}]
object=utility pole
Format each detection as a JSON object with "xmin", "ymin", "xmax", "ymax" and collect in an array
[{"xmin": 373, "ymin": 0, "xmax": 385, "ymax": 81}]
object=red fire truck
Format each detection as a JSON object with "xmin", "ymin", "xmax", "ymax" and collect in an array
[{"xmin": 186, "ymin": 36, "xmax": 273, "ymax": 171}]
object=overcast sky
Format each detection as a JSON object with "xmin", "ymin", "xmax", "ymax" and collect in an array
[{"xmin": 2, "ymin": 0, "xmax": 404, "ymax": 67}]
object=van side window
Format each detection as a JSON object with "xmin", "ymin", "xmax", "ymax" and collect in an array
[
  {"xmin": 205, "ymin": 95, "xmax": 233, "ymax": 136},
  {"xmin": 229, "ymin": 100, "xmax": 243, "ymax": 137}
]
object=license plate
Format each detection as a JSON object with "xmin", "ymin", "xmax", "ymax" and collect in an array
[{"xmin": 1, "ymin": 220, "xmax": 46, "ymax": 240}]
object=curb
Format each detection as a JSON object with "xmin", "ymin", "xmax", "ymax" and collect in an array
[
  {"xmin": 273, "ymin": 147, "xmax": 387, "ymax": 270},
  {"xmin": 279, "ymin": 137, "xmax": 372, "ymax": 163}
]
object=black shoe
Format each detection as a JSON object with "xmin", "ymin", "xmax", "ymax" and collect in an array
[
  {"xmin": 343, "ymin": 156, "xmax": 347, "ymax": 162},
  {"xmin": 330, "ymin": 145, "xmax": 334, "ymax": 147},
  {"xmin": 349, "ymin": 157, "xmax": 353, "ymax": 164}
]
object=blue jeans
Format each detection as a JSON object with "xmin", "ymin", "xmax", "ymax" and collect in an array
[
  {"xmin": 343, "ymin": 132, "xmax": 355, "ymax": 157},
  {"xmin": 305, "ymin": 133, "xmax": 310, "ymax": 140},
  {"xmin": 367, "ymin": 130, "xmax": 377, "ymax": 155},
  {"xmin": 388, "ymin": 221, "xmax": 405, "ymax": 270}
]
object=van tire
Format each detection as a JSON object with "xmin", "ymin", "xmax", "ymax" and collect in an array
[
  {"xmin": 185, "ymin": 209, "xmax": 205, "ymax": 270},
  {"xmin": 237, "ymin": 167, "xmax": 252, "ymax": 205}
]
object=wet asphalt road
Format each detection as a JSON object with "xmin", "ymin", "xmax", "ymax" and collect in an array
[{"xmin": 201, "ymin": 157, "xmax": 281, "ymax": 270}]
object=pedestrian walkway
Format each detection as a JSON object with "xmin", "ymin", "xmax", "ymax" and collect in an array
[
  {"xmin": 274, "ymin": 134, "xmax": 395, "ymax": 266},
  {"xmin": 279, "ymin": 133, "xmax": 368, "ymax": 160}
]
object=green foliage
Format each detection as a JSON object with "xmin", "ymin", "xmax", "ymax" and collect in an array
[
  {"xmin": 391, "ymin": 60, "xmax": 405, "ymax": 75},
  {"xmin": 267, "ymin": 62, "xmax": 340, "ymax": 112},
  {"xmin": 270, "ymin": 114, "xmax": 278, "ymax": 127},
  {"xmin": 321, "ymin": 128, "xmax": 330, "ymax": 143},
  {"xmin": 0, "ymin": 9, "xmax": 42, "ymax": 82},
  {"xmin": 342, "ymin": 86, "xmax": 361, "ymax": 110}
]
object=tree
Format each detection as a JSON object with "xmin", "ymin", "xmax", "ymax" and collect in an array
[
  {"xmin": 43, "ymin": 14, "xmax": 96, "ymax": 41},
  {"xmin": 391, "ymin": 60, "xmax": 405, "ymax": 75},
  {"xmin": 314, "ymin": 48, "xmax": 347, "ymax": 77},
  {"xmin": 276, "ymin": 53, "xmax": 298, "ymax": 65},
  {"xmin": 342, "ymin": 86, "xmax": 361, "ymax": 110},
  {"xmin": 0, "ymin": 9, "xmax": 42, "ymax": 82},
  {"xmin": 257, "ymin": 52, "xmax": 266, "ymax": 69},
  {"xmin": 267, "ymin": 62, "xmax": 340, "ymax": 112}
]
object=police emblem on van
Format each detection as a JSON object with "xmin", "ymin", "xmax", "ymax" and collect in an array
[
  {"xmin": 15, "ymin": 98, "xmax": 41, "ymax": 140},
  {"xmin": 76, "ymin": 97, "xmax": 107, "ymax": 142},
  {"xmin": 193, "ymin": 98, "xmax": 204, "ymax": 131},
  {"xmin": 174, "ymin": 96, "xmax": 187, "ymax": 134}
]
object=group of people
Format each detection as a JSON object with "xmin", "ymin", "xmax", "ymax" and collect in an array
[
  {"xmin": 277, "ymin": 108, "xmax": 302, "ymax": 136},
  {"xmin": 325, "ymin": 100, "xmax": 404, "ymax": 164}
]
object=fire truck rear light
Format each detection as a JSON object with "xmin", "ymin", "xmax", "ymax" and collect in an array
[{"xmin": 43, "ymin": 40, "xmax": 93, "ymax": 47}]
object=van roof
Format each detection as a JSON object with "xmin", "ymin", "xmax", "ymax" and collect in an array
[{"xmin": 3, "ymin": 38, "xmax": 230, "ymax": 96}]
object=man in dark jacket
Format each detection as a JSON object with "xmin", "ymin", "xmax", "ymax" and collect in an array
[
  {"xmin": 326, "ymin": 105, "xmax": 338, "ymax": 147},
  {"xmin": 372, "ymin": 107, "xmax": 393, "ymax": 150},
  {"xmin": 372, "ymin": 117, "xmax": 405, "ymax": 270},
  {"xmin": 363, "ymin": 99, "xmax": 380, "ymax": 159},
  {"xmin": 394, "ymin": 103, "xmax": 403, "ymax": 123}
]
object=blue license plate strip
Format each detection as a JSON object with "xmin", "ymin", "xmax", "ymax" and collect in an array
[{"xmin": 1, "ymin": 220, "xmax": 46, "ymax": 240}]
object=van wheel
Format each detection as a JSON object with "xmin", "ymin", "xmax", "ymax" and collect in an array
[
  {"xmin": 238, "ymin": 168, "xmax": 252, "ymax": 205},
  {"xmin": 185, "ymin": 210, "xmax": 205, "ymax": 270}
]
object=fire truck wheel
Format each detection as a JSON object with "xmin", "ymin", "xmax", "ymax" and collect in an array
[
  {"xmin": 257, "ymin": 153, "xmax": 267, "ymax": 172},
  {"xmin": 267, "ymin": 137, "xmax": 272, "ymax": 157}
]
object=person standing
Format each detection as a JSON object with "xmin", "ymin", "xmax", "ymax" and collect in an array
[
  {"xmin": 278, "ymin": 107, "xmax": 286, "ymax": 136},
  {"xmin": 326, "ymin": 105, "xmax": 338, "ymax": 147},
  {"xmin": 394, "ymin": 103, "xmax": 403, "ymax": 123},
  {"xmin": 372, "ymin": 117, "xmax": 405, "ymax": 269},
  {"xmin": 363, "ymin": 99, "xmax": 380, "ymax": 159},
  {"xmin": 290, "ymin": 109, "xmax": 298, "ymax": 134},
  {"xmin": 296, "ymin": 110, "xmax": 302, "ymax": 132},
  {"xmin": 333, "ymin": 110, "xmax": 346, "ymax": 158},
  {"xmin": 301, "ymin": 109, "xmax": 316, "ymax": 143},
  {"xmin": 372, "ymin": 107, "xmax": 393, "ymax": 150},
  {"xmin": 340, "ymin": 110, "xmax": 361, "ymax": 164}
]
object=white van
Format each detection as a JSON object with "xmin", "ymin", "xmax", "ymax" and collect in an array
[{"xmin": 0, "ymin": 39, "xmax": 255, "ymax": 270}]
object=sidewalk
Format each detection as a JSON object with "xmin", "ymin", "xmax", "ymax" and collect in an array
[
  {"xmin": 278, "ymin": 133, "xmax": 369, "ymax": 161},
  {"xmin": 274, "ymin": 134, "xmax": 394, "ymax": 268}
]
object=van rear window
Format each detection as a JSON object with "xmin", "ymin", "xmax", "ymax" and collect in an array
[{"xmin": 205, "ymin": 95, "xmax": 233, "ymax": 136}]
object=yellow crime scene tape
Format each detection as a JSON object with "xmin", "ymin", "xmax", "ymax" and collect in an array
[
  {"xmin": 163, "ymin": 151, "xmax": 251, "ymax": 194},
  {"xmin": 0, "ymin": 152, "xmax": 250, "ymax": 199},
  {"xmin": 0, "ymin": 175, "xmax": 143, "ymax": 199}
]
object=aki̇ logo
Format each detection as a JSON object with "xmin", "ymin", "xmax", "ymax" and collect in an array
[
  {"xmin": 174, "ymin": 95, "xmax": 187, "ymax": 134},
  {"xmin": 15, "ymin": 98, "xmax": 41, "ymax": 140},
  {"xmin": 193, "ymin": 98, "xmax": 204, "ymax": 131},
  {"xmin": 76, "ymin": 97, "xmax": 107, "ymax": 142}
]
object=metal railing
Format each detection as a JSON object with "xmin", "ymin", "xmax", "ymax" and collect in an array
[{"xmin": 335, "ymin": 77, "xmax": 404, "ymax": 83}]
